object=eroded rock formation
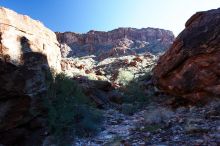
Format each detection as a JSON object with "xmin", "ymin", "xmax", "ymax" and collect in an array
[
  {"xmin": 0, "ymin": 7, "xmax": 61, "ymax": 145},
  {"xmin": 56, "ymin": 27, "xmax": 174, "ymax": 60},
  {"xmin": 153, "ymin": 8, "xmax": 220, "ymax": 102}
]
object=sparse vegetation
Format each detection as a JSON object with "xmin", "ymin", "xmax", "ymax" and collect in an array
[
  {"xmin": 116, "ymin": 69, "xmax": 134, "ymax": 86},
  {"xmin": 121, "ymin": 103, "xmax": 138, "ymax": 115},
  {"xmin": 120, "ymin": 73, "xmax": 154, "ymax": 114},
  {"xmin": 141, "ymin": 124, "xmax": 162, "ymax": 132},
  {"xmin": 45, "ymin": 73, "xmax": 103, "ymax": 145}
]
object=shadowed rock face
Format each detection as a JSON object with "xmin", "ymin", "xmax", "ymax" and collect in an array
[
  {"xmin": 56, "ymin": 27, "xmax": 174, "ymax": 60},
  {"xmin": 153, "ymin": 8, "xmax": 220, "ymax": 102},
  {"xmin": 0, "ymin": 7, "xmax": 61, "ymax": 145}
]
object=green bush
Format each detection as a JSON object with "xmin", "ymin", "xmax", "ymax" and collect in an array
[
  {"xmin": 120, "ymin": 73, "xmax": 154, "ymax": 114},
  {"xmin": 123, "ymin": 80, "xmax": 152, "ymax": 103},
  {"xmin": 116, "ymin": 70, "xmax": 134, "ymax": 86},
  {"xmin": 121, "ymin": 103, "xmax": 138, "ymax": 115},
  {"xmin": 45, "ymin": 73, "xmax": 103, "ymax": 145}
]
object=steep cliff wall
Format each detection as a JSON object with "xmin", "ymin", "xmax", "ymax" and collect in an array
[
  {"xmin": 0, "ymin": 7, "xmax": 61, "ymax": 145},
  {"xmin": 56, "ymin": 27, "xmax": 174, "ymax": 60}
]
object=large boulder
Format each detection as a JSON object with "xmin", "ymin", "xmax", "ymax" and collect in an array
[
  {"xmin": 0, "ymin": 7, "xmax": 61, "ymax": 145},
  {"xmin": 153, "ymin": 8, "xmax": 220, "ymax": 102}
]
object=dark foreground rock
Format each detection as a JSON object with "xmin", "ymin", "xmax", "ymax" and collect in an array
[
  {"xmin": 153, "ymin": 8, "xmax": 220, "ymax": 102},
  {"xmin": 0, "ymin": 7, "xmax": 61, "ymax": 146}
]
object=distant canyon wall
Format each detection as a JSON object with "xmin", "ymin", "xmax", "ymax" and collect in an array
[{"xmin": 56, "ymin": 28, "xmax": 175, "ymax": 60}]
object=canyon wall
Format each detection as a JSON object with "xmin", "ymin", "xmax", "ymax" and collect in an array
[
  {"xmin": 0, "ymin": 7, "xmax": 61, "ymax": 145},
  {"xmin": 56, "ymin": 27, "xmax": 174, "ymax": 60}
]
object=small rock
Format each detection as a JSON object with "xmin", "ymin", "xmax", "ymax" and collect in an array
[
  {"xmin": 194, "ymin": 139, "xmax": 204, "ymax": 144},
  {"xmin": 217, "ymin": 126, "xmax": 220, "ymax": 132}
]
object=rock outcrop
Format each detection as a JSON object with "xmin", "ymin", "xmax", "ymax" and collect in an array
[
  {"xmin": 0, "ymin": 7, "xmax": 61, "ymax": 145},
  {"xmin": 153, "ymin": 8, "xmax": 220, "ymax": 102},
  {"xmin": 56, "ymin": 27, "xmax": 174, "ymax": 60}
]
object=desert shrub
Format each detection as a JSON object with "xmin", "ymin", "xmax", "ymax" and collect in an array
[
  {"xmin": 140, "ymin": 124, "xmax": 162, "ymax": 132},
  {"xmin": 123, "ymin": 81, "xmax": 148, "ymax": 103},
  {"xmin": 45, "ymin": 73, "xmax": 103, "ymax": 145},
  {"xmin": 120, "ymin": 73, "xmax": 154, "ymax": 114},
  {"xmin": 120, "ymin": 83, "xmax": 148, "ymax": 115},
  {"xmin": 116, "ymin": 70, "xmax": 134, "ymax": 86},
  {"xmin": 121, "ymin": 103, "xmax": 138, "ymax": 115},
  {"xmin": 86, "ymin": 73, "xmax": 98, "ymax": 80},
  {"xmin": 143, "ymin": 108, "xmax": 174, "ymax": 124}
]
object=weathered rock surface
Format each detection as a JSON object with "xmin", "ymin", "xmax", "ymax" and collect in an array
[
  {"xmin": 0, "ymin": 7, "xmax": 61, "ymax": 145},
  {"xmin": 153, "ymin": 8, "xmax": 220, "ymax": 102},
  {"xmin": 56, "ymin": 27, "xmax": 174, "ymax": 60}
]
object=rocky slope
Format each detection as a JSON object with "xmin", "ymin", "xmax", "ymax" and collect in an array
[
  {"xmin": 0, "ymin": 7, "xmax": 61, "ymax": 145},
  {"xmin": 56, "ymin": 27, "xmax": 174, "ymax": 60},
  {"xmin": 58, "ymin": 28, "xmax": 174, "ymax": 109},
  {"xmin": 75, "ymin": 99, "xmax": 220, "ymax": 145},
  {"xmin": 57, "ymin": 28, "xmax": 174, "ymax": 85},
  {"xmin": 153, "ymin": 8, "xmax": 220, "ymax": 103}
]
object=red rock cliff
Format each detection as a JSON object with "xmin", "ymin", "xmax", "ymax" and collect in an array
[
  {"xmin": 56, "ymin": 27, "xmax": 174, "ymax": 59},
  {"xmin": 153, "ymin": 8, "xmax": 220, "ymax": 102}
]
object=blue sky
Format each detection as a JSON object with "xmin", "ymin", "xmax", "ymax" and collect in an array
[{"xmin": 0, "ymin": 0, "xmax": 219, "ymax": 36}]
